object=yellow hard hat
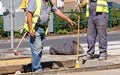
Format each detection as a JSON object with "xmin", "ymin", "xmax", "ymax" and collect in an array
[{"xmin": 19, "ymin": 0, "xmax": 28, "ymax": 9}]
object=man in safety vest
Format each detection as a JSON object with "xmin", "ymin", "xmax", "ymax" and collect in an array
[
  {"xmin": 79, "ymin": 0, "xmax": 109, "ymax": 61},
  {"xmin": 19, "ymin": 0, "xmax": 74, "ymax": 72}
]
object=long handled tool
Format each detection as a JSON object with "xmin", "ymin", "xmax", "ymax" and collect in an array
[
  {"xmin": 14, "ymin": 32, "xmax": 27, "ymax": 56},
  {"xmin": 74, "ymin": 5, "xmax": 81, "ymax": 68}
]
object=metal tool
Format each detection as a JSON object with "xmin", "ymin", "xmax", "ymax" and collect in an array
[
  {"xmin": 14, "ymin": 32, "xmax": 27, "ymax": 56},
  {"xmin": 75, "ymin": 4, "xmax": 82, "ymax": 68}
]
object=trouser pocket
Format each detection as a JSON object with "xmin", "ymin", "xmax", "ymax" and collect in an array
[{"xmin": 94, "ymin": 13, "xmax": 108, "ymax": 26}]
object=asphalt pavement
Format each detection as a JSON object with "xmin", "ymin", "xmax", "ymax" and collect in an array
[{"xmin": 0, "ymin": 30, "xmax": 120, "ymax": 55}]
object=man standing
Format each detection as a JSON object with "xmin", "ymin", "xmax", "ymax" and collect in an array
[
  {"xmin": 20, "ymin": 0, "xmax": 74, "ymax": 72},
  {"xmin": 79, "ymin": 0, "xmax": 109, "ymax": 61}
]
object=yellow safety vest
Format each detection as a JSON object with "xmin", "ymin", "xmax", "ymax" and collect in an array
[
  {"xmin": 86, "ymin": 0, "xmax": 109, "ymax": 17},
  {"xmin": 19, "ymin": 0, "xmax": 51, "ymax": 33},
  {"xmin": 19, "ymin": 0, "xmax": 28, "ymax": 9},
  {"xmin": 24, "ymin": 0, "xmax": 41, "ymax": 32}
]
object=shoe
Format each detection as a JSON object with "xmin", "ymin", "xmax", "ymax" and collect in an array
[
  {"xmin": 34, "ymin": 69, "xmax": 42, "ymax": 72},
  {"xmin": 84, "ymin": 54, "xmax": 94, "ymax": 60},
  {"xmin": 98, "ymin": 56, "xmax": 107, "ymax": 61},
  {"xmin": 98, "ymin": 52, "xmax": 107, "ymax": 61}
]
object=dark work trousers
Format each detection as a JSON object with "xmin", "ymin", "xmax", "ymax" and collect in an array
[{"xmin": 87, "ymin": 13, "xmax": 108, "ymax": 57}]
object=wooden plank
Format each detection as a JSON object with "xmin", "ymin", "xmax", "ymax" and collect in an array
[
  {"xmin": 0, "ymin": 57, "xmax": 31, "ymax": 74},
  {"xmin": 0, "ymin": 65, "xmax": 23, "ymax": 74},
  {"xmin": 0, "ymin": 57, "xmax": 31, "ymax": 67}
]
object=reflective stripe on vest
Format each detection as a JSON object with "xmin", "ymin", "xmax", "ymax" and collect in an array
[
  {"xmin": 24, "ymin": 0, "xmax": 41, "ymax": 32},
  {"xmin": 86, "ymin": 0, "xmax": 109, "ymax": 17}
]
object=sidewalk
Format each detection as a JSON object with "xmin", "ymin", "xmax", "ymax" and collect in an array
[
  {"xmin": 0, "ymin": 30, "xmax": 120, "ymax": 74},
  {"xmin": 52, "ymin": 69, "xmax": 120, "ymax": 75},
  {"xmin": 0, "ymin": 39, "xmax": 120, "ymax": 74}
]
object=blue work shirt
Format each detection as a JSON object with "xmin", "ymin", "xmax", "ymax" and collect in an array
[{"xmin": 27, "ymin": 0, "xmax": 58, "ymax": 26}]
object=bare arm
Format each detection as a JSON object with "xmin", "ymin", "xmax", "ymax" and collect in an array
[
  {"xmin": 26, "ymin": 11, "xmax": 35, "ymax": 37},
  {"xmin": 54, "ymin": 9, "xmax": 74, "ymax": 26}
]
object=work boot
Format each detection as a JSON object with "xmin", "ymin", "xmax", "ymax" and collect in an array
[
  {"xmin": 84, "ymin": 54, "xmax": 94, "ymax": 60},
  {"xmin": 98, "ymin": 56, "xmax": 107, "ymax": 61},
  {"xmin": 98, "ymin": 52, "xmax": 107, "ymax": 61}
]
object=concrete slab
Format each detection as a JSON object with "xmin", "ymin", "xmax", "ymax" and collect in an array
[
  {"xmin": 43, "ymin": 69, "xmax": 120, "ymax": 75},
  {"xmin": 1, "ymin": 49, "xmax": 120, "ymax": 75},
  {"xmin": 0, "ymin": 31, "xmax": 120, "ymax": 74},
  {"xmin": 0, "ymin": 39, "xmax": 120, "ymax": 74}
]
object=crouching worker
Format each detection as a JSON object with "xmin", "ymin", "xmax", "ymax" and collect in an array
[{"xmin": 49, "ymin": 40, "xmax": 84, "ymax": 55}]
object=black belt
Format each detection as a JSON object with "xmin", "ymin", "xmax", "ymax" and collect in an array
[
  {"xmin": 96, "ymin": 12, "xmax": 103, "ymax": 16},
  {"xmin": 36, "ymin": 25, "xmax": 45, "ymax": 29},
  {"xmin": 90, "ymin": 0, "xmax": 97, "ymax": 2},
  {"xmin": 36, "ymin": 23, "xmax": 45, "ymax": 28}
]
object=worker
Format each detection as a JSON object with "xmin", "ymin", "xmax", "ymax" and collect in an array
[
  {"xmin": 19, "ymin": 0, "xmax": 74, "ymax": 72},
  {"xmin": 79, "ymin": 0, "xmax": 109, "ymax": 61}
]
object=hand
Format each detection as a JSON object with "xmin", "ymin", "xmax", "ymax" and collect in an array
[
  {"xmin": 67, "ymin": 18, "xmax": 75, "ymax": 26},
  {"xmin": 30, "ymin": 30, "xmax": 35, "ymax": 37}
]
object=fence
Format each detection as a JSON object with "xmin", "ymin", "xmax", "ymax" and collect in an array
[
  {"xmin": 109, "ymin": 6, "xmax": 120, "ymax": 28},
  {"xmin": 0, "ymin": 4, "xmax": 120, "ymax": 35},
  {"xmin": 0, "ymin": 15, "xmax": 3, "ymax": 29},
  {"xmin": 53, "ymin": 7, "xmax": 120, "ymax": 34}
]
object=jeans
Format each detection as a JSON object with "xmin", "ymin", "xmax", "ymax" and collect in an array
[{"xmin": 29, "ymin": 27, "xmax": 45, "ymax": 72}]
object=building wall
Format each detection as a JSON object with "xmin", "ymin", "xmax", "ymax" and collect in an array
[
  {"xmin": 64, "ymin": 0, "xmax": 76, "ymax": 2},
  {"xmin": 112, "ymin": 0, "xmax": 120, "ymax": 5},
  {"xmin": 54, "ymin": 0, "xmax": 120, "ymax": 12},
  {"xmin": 64, "ymin": 2, "xmax": 77, "ymax": 12},
  {"xmin": 52, "ymin": 0, "xmax": 77, "ymax": 4},
  {"xmin": 52, "ymin": 0, "xmax": 120, "ymax": 5},
  {"xmin": 52, "ymin": 0, "xmax": 77, "ymax": 12}
]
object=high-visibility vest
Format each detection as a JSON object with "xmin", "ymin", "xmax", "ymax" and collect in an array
[
  {"xmin": 24, "ymin": 0, "xmax": 41, "ymax": 32},
  {"xmin": 19, "ymin": 0, "xmax": 28, "ymax": 9},
  {"xmin": 86, "ymin": 0, "xmax": 109, "ymax": 17},
  {"xmin": 19, "ymin": 0, "xmax": 51, "ymax": 33}
]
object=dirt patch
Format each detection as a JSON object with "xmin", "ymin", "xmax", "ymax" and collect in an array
[{"xmin": 107, "ymin": 26, "xmax": 120, "ymax": 32}]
